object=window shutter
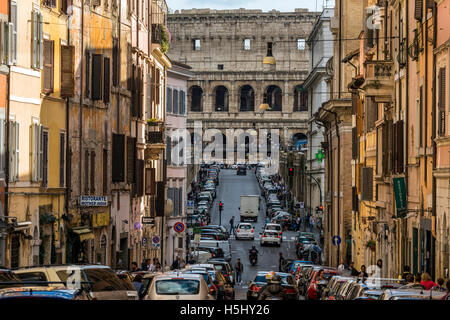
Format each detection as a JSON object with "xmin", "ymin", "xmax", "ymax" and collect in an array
[
  {"xmin": 14, "ymin": 122, "xmax": 19, "ymax": 181},
  {"xmin": 178, "ymin": 187, "xmax": 183, "ymax": 216},
  {"xmin": 167, "ymin": 88, "xmax": 172, "ymax": 113},
  {"xmin": 145, "ymin": 167, "xmax": 155, "ymax": 195},
  {"xmin": 166, "ymin": 136, "xmax": 171, "ymax": 165},
  {"xmin": 127, "ymin": 137, "xmax": 136, "ymax": 183},
  {"xmin": 139, "ymin": 67, "xmax": 144, "ymax": 118},
  {"xmin": 146, "ymin": 73, "xmax": 151, "ymax": 118},
  {"xmin": 415, "ymin": 0, "xmax": 423, "ymax": 21},
  {"xmin": 155, "ymin": 181, "xmax": 165, "ymax": 217},
  {"xmin": 61, "ymin": 45, "xmax": 74, "ymax": 97},
  {"xmin": 85, "ymin": 51, "xmax": 90, "ymax": 97},
  {"xmin": 112, "ymin": 134, "xmax": 125, "ymax": 182},
  {"xmin": 31, "ymin": 12, "xmax": 38, "ymax": 68},
  {"xmin": 91, "ymin": 54, "xmax": 102, "ymax": 100},
  {"xmin": 92, "ymin": 0, "xmax": 101, "ymax": 6},
  {"xmin": 31, "ymin": 123, "xmax": 42, "ymax": 182},
  {"xmin": 397, "ymin": 120, "xmax": 404, "ymax": 173},
  {"xmin": 173, "ymin": 187, "xmax": 179, "ymax": 216},
  {"xmin": 38, "ymin": 125, "xmax": 43, "ymax": 181},
  {"xmin": 426, "ymin": 0, "xmax": 435, "ymax": 10},
  {"xmin": 156, "ymin": 68, "xmax": 160, "ymax": 105},
  {"xmin": 104, "ymin": 57, "xmax": 110, "ymax": 103},
  {"xmin": 42, "ymin": 131, "xmax": 48, "ymax": 187},
  {"xmin": 167, "ymin": 187, "xmax": 174, "ymax": 216},
  {"xmin": 182, "ymin": 91, "xmax": 186, "ymax": 115},
  {"xmin": 0, "ymin": 119, "xmax": 5, "ymax": 176},
  {"xmin": 136, "ymin": 159, "xmax": 144, "ymax": 197},
  {"xmin": 438, "ymin": 68, "xmax": 446, "ymax": 135},
  {"xmin": 10, "ymin": 1, "xmax": 17, "ymax": 64},
  {"xmin": 8, "ymin": 122, "xmax": 15, "ymax": 181},
  {"xmin": 112, "ymin": 39, "xmax": 119, "ymax": 86},
  {"xmin": 38, "ymin": 13, "xmax": 44, "ymax": 69},
  {"xmin": 352, "ymin": 186, "xmax": 358, "ymax": 212},
  {"xmin": 173, "ymin": 89, "xmax": 179, "ymax": 114},
  {"xmin": 59, "ymin": 132, "xmax": 65, "ymax": 187},
  {"xmin": 90, "ymin": 150, "xmax": 95, "ymax": 194},
  {"xmin": 43, "ymin": 40, "xmax": 54, "ymax": 94},
  {"xmin": 361, "ymin": 167, "xmax": 373, "ymax": 201},
  {"xmin": 352, "ymin": 127, "xmax": 357, "ymax": 160},
  {"xmin": 131, "ymin": 64, "xmax": 137, "ymax": 117},
  {"xmin": 102, "ymin": 149, "xmax": 108, "ymax": 194}
]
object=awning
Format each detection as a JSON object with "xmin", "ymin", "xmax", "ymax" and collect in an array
[
  {"xmin": 13, "ymin": 221, "xmax": 32, "ymax": 232},
  {"xmin": 72, "ymin": 227, "xmax": 94, "ymax": 242}
]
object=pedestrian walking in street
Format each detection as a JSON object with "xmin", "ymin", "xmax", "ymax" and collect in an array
[
  {"xmin": 337, "ymin": 259, "xmax": 346, "ymax": 272},
  {"xmin": 376, "ymin": 259, "xmax": 383, "ymax": 278},
  {"xmin": 309, "ymin": 216, "xmax": 315, "ymax": 233},
  {"xmin": 420, "ymin": 272, "xmax": 436, "ymax": 290},
  {"xmin": 235, "ymin": 258, "xmax": 244, "ymax": 285},
  {"xmin": 296, "ymin": 217, "xmax": 301, "ymax": 232},
  {"xmin": 171, "ymin": 257, "xmax": 180, "ymax": 270},
  {"xmin": 149, "ymin": 258, "xmax": 156, "ymax": 271},
  {"xmin": 349, "ymin": 261, "xmax": 359, "ymax": 276},
  {"xmin": 132, "ymin": 274, "xmax": 144, "ymax": 299},
  {"xmin": 279, "ymin": 253, "xmax": 285, "ymax": 272},
  {"xmin": 229, "ymin": 216, "xmax": 235, "ymax": 235},
  {"xmin": 179, "ymin": 257, "xmax": 186, "ymax": 269},
  {"xmin": 359, "ymin": 265, "xmax": 368, "ymax": 278},
  {"xmin": 155, "ymin": 262, "xmax": 162, "ymax": 272},
  {"xmin": 131, "ymin": 261, "xmax": 138, "ymax": 272}
]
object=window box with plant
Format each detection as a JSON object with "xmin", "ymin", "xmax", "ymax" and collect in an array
[{"xmin": 366, "ymin": 239, "xmax": 376, "ymax": 251}]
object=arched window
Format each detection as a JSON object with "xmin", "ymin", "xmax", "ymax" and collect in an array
[
  {"xmin": 240, "ymin": 85, "xmax": 255, "ymax": 111},
  {"xmin": 292, "ymin": 133, "xmax": 308, "ymax": 151},
  {"xmin": 190, "ymin": 86, "xmax": 203, "ymax": 112},
  {"xmin": 265, "ymin": 85, "xmax": 282, "ymax": 111},
  {"xmin": 293, "ymin": 85, "xmax": 308, "ymax": 111},
  {"xmin": 214, "ymin": 86, "xmax": 229, "ymax": 111}
]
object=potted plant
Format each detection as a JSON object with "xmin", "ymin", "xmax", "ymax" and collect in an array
[
  {"xmin": 147, "ymin": 118, "xmax": 159, "ymax": 126},
  {"xmin": 366, "ymin": 239, "xmax": 376, "ymax": 251},
  {"xmin": 161, "ymin": 25, "xmax": 171, "ymax": 54}
]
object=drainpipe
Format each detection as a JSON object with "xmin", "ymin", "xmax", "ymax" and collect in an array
[
  {"xmin": 338, "ymin": 0, "xmax": 342, "ymax": 99},
  {"xmin": 431, "ymin": 1, "xmax": 437, "ymax": 279},
  {"xmin": 404, "ymin": 0, "xmax": 409, "ymax": 271},
  {"xmin": 65, "ymin": 4, "xmax": 72, "ymax": 254},
  {"xmin": 79, "ymin": 0, "xmax": 85, "ymax": 212},
  {"xmin": 323, "ymin": 108, "xmax": 340, "ymax": 266}
]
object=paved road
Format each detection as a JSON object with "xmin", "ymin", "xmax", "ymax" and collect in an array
[{"xmin": 209, "ymin": 168, "xmax": 298, "ymax": 300}]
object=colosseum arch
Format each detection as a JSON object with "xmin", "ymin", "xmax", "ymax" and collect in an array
[
  {"xmin": 189, "ymin": 85, "xmax": 203, "ymax": 112},
  {"xmin": 239, "ymin": 85, "xmax": 255, "ymax": 112},
  {"xmin": 214, "ymin": 85, "xmax": 229, "ymax": 112},
  {"xmin": 265, "ymin": 85, "xmax": 282, "ymax": 111}
]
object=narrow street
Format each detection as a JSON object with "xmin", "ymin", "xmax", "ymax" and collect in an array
[{"xmin": 210, "ymin": 169, "xmax": 299, "ymax": 300}]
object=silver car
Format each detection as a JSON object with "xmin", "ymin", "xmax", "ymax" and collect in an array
[{"xmin": 145, "ymin": 273, "xmax": 214, "ymax": 300}]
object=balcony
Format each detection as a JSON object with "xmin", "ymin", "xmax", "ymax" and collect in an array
[
  {"xmin": 361, "ymin": 60, "xmax": 394, "ymax": 102},
  {"xmin": 145, "ymin": 121, "xmax": 165, "ymax": 160}
]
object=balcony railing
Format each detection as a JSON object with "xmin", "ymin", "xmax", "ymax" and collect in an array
[
  {"xmin": 146, "ymin": 131, "xmax": 164, "ymax": 144},
  {"xmin": 362, "ymin": 60, "xmax": 394, "ymax": 101},
  {"xmin": 145, "ymin": 121, "xmax": 165, "ymax": 144},
  {"xmin": 152, "ymin": 24, "xmax": 162, "ymax": 44}
]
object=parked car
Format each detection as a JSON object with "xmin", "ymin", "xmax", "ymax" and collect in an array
[
  {"xmin": 190, "ymin": 240, "xmax": 231, "ymax": 261},
  {"xmin": 247, "ymin": 271, "xmax": 299, "ymax": 300},
  {"xmin": 116, "ymin": 271, "xmax": 139, "ymax": 300},
  {"xmin": 14, "ymin": 265, "xmax": 137, "ymax": 300},
  {"xmin": 0, "ymin": 268, "xmax": 23, "ymax": 289},
  {"xmin": 207, "ymin": 258, "xmax": 234, "ymax": 285},
  {"xmin": 378, "ymin": 288, "xmax": 447, "ymax": 300},
  {"xmin": 345, "ymin": 279, "xmax": 405, "ymax": 300},
  {"xmin": 206, "ymin": 270, "xmax": 235, "ymax": 300},
  {"xmin": 322, "ymin": 276, "xmax": 355, "ymax": 300},
  {"xmin": 306, "ymin": 267, "xmax": 339, "ymax": 300},
  {"xmin": 180, "ymin": 268, "xmax": 219, "ymax": 299},
  {"xmin": 237, "ymin": 165, "xmax": 247, "ymax": 175},
  {"xmin": 145, "ymin": 273, "xmax": 214, "ymax": 300},
  {"xmin": 260, "ymin": 230, "xmax": 281, "ymax": 247},
  {"xmin": 196, "ymin": 246, "xmax": 225, "ymax": 259},
  {"xmin": 235, "ymin": 223, "xmax": 255, "ymax": 240},
  {"xmin": 0, "ymin": 286, "xmax": 90, "ymax": 300},
  {"xmin": 287, "ymin": 260, "xmax": 314, "ymax": 275},
  {"xmin": 189, "ymin": 250, "xmax": 213, "ymax": 264},
  {"xmin": 201, "ymin": 225, "xmax": 227, "ymax": 234},
  {"xmin": 263, "ymin": 223, "xmax": 283, "ymax": 237},
  {"xmin": 132, "ymin": 272, "xmax": 162, "ymax": 300}
]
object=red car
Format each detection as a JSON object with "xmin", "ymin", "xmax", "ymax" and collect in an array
[{"xmin": 306, "ymin": 268, "xmax": 339, "ymax": 300}]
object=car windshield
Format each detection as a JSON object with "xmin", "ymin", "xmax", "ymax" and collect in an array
[
  {"xmin": 266, "ymin": 225, "xmax": 281, "ymax": 231},
  {"xmin": 238, "ymin": 224, "xmax": 252, "ymax": 229},
  {"xmin": 0, "ymin": 271, "xmax": 23, "ymax": 288},
  {"xmin": 264, "ymin": 232, "xmax": 278, "ymax": 236},
  {"xmin": 155, "ymin": 279, "xmax": 200, "ymax": 295},
  {"xmin": 82, "ymin": 268, "xmax": 128, "ymax": 292},
  {"xmin": 254, "ymin": 275, "xmax": 289, "ymax": 285}
]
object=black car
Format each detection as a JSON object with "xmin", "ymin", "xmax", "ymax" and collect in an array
[
  {"xmin": 196, "ymin": 246, "xmax": 225, "ymax": 259},
  {"xmin": 237, "ymin": 165, "xmax": 247, "ymax": 175},
  {"xmin": 207, "ymin": 259, "xmax": 235, "ymax": 284},
  {"xmin": 199, "ymin": 231, "xmax": 228, "ymax": 241},
  {"xmin": 247, "ymin": 272, "xmax": 299, "ymax": 300}
]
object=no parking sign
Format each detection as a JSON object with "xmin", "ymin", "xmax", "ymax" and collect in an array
[
  {"xmin": 173, "ymin": 222, "xmax": 185, "ymax": 233},
  {"xmin": 152, "ymin": 235, "xmax": 161, "ymax": 248}
]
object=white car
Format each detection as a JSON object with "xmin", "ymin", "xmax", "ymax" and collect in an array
[
  {"xmin": 260, "ymin": 230, "xmax": 281, "ymax": 247},
  {"xmin": 235, "ymin": 223, "xmax": 255, "ymax": 240},
  {"xmin": 189, "ymin": 250, "xmax": 212, "ymax": 264},
  {"xmin": 264, "ymin": 223, "xmax": 283, "ymax": 238},
  {"xmin": 145, "ymin": 273, "xmax": 214, "ymax": 300}
]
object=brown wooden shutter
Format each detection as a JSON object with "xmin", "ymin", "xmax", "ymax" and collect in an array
[
  {"xmin": 61, "ymin": 45, "xmax": 74, "ymax": 97},
  {"xmin": 136, "ymin": 159, "xmax": 144, "ymax": 196},
  {"xmin": 85, "ymin": 51, "xmax": 90, "ymax": 97},
  {"xmin": 145, "ymin": 168, "xmax": 156, "ymax": 195},
  {"xmin": 103, "ymin": 149, "xmax": 108, "ymax": 194},
  {"xmin": 352, "ymin": 92, "xmax": 358, "ymax": 115},
  {"xmin": 131, "ymin": 64, "xmax": 137, "ymax": 117},
  {"xmin": 42, "ymin": 131, "xmax": 49, "ymax": 187},
  {"xmin": 156, "ymin": 68, "xmax": 160, "ymax": 105},
  {"xmin": 415, "ymin": 0, "xmax": 423, "ymax": 21},
  {"xmin": 438, "ymin": 68, "xmax": 446, "ymax": 135},
  {"xmin": 139, "ymin": 67, "xmax": 144, "ymax": 118},
  {"xmin": 90, "ymin": 150, "xmax": 96, "ymax": 194},
  {"xmin": 361, "ymin": 167, "xmax": 373, "ymax": 201},
  {"xmin": 352, "ymin": 186, "xmax": 358, "ymax": 212},
  {"xmin": 112, "ymin": 38, "xmax": 119, "ymax": 87},
  {"xmin": 397, "ymin": 120, "xmax": 404, "ymax": 173},
  {"xmin": 43, "ymin": 40, "xmax": 54, "ymax": 94},
  {"xmin": 391, "ymin": 121, "xmax": 397, "ymax": 174},
  {"xmin": 352, "ymin": 127, "xmax": 357, "ymax": 160},
  {"xmin": 127, "ymin": 137, "xmax": 136, "ymax": 183},
  {"xmin": 112, "ymin": 134, "xmax": 125, "ymax": 182},
  {"xmin": 426, "ymin": 0, "xmax": 435, "ymax": 10},
  {"xmin": 155, "ymin": 181, "xmax": 165, "ymax": 217},
  {"xmin": 91, "ymin": 54, "xmax": 102, "ymax": 100},
  {"xmin": 104, "ymin": 57, "xmax": 110, "ymax": 103}
]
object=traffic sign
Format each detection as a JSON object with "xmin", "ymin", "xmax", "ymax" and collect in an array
[
  {"xmin": 142, "ymin": 216, "xmax": 155, "ymax": 225},
  {"xmin": 142, "ymin": 237, "xmax": 148, "ymax": 248},
  {"xmin": 173, "ymin": 222, "xmax": 185, "ymax": 233},
  {"xmin": 152, "ymin": 235, "xmax": 161, "ymax": 248},
  {"xmin": 332, "ymin": 235, "xmax": 341, "ymax": 246}
]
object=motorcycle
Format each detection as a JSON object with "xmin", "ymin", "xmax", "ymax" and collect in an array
[{"xmin": 249, "ymin": 251, "xmax": 258, "ymax": 266}]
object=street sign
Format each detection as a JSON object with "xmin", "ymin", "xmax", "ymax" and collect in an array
[
  {"xmin": 187, "ymin": 228, "xmax": 193, "ymax": 236},
  {"xmin": 299, "ymin": 202, "xmax": 305, "ymax": 209},
  {"xmin": 332, "ymin": 235, "xmax": 341, "ymax": 246},
  {"xmin": 142, "ymin": 237, "xmax": 148, "ymax": 248},
  {"xmin": 152, "ymin": 235, "xmax": 161, "ymax": 248},
  {"xmin": 186, "ymin": 200, "xmax": 194, "ymax": 214},
  {"xmin": 142, "ymin": 216, "xmax": 155, "ymax": 225},
  {"xmin": 173, "ymin": 222, "xmax": 185, "ymax": 233},
  {"xmin": 393, "ymin": 177, "xmax": 407, "ymax": 218}
]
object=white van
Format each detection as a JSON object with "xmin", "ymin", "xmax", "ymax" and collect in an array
[{"xmin": 190, "ymin": 240, "xmax": 231, "ymax": 261}]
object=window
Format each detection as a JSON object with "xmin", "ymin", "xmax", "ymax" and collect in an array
[
  {"xmin": 91, "ymin": 54, "xmax": 102, "ymax": 100},
  {"xmin": 59, "ymin": 132, "xmax": 65, "ymax": 187},
  {"xmin": 167, "ymin": 88, "xmax": 173, "ymax": 113},
  {"xmin": 190, "ymin": 86, "xmax": 203, "ymax": 112},
  {"xmin": 84, "ymin": 149, "xmax": 89, "ymax": 193},
  {"xmin": 8, "ymin": 120, "xmax": 19, "ymax": 182},
  {"xmin": 365, "ymin": 97, "xmax": 377, "ymax": 132},
  {"xmin": 297, "ymin": 39, "xmax": 305, "ymax": 50},
  {"xmin": 44, "ymin": 0, "xmax": 56, "ymax": 7},
  {"xmin": 419, "ymin": 86, "xmax": 423, "ymax": 147},
  {"xmin": 112, "ymin": 134, "xmax": 125, "ymax": 182},
  {"xmin": 265, "ymin": 85, "xmax": 282, "ymax": 111},
  {"xmin": 193, "ymin": 39, "xmax": 201, "ymax": 51},
  {"xmin": 43, "ymin": 40, "xmax": 54, "ymax": 94},
  {"xmin": 166, "ymin": 136, "xmax": 172, "ymax": 165},
  {"xmin": 217, "ymin": 64, "xmax": 224, "ymax": 70},
  {"xmin": 214, "ymin": 86, "xmax": 229, "ymax": 112},
  {"xmin": 180, "ymin": 90, "xmax": 186, "ymax": 115},
  {"xmin": 244, "ymin": 39, "xmax": 250, "ymax": 51},
  {"xmin": 112, "ymin": 38, "xmax": 119, "ymax": 86},
  {"xmin": 136, "ymin": 159, "xmax": 144, "ymax": 197},
  {"xmin": 293, "ymin": 85, "xmax": 307, "ymax": 111},
  {"xmin": 10, "ymin": 1, "xmax": 17, "ymax": 64},
  {"xmin": 438, "ymin": 67, "xmax": 446, "ymax": 135},
  {"xmin": 145, "ymin": 168, "xmax": 155, "ymax": 195},
  {"xmin": 1, "ymin": 20, "xmax": 13, "ymax": 65},
  {"xmin": 173, "ymin": 89, "xmax": 179, "ymax": 114},
  {"xmin": 41, "ymin": 130, "xmax": 49, "ymax": 187},
  {"xmin": 85, "ymin": 51, "xmax": 90, "ymax": 97},
  {"xmin": 104, "ymin": 57, "xmax": 110, "ymax": 103},
  {"xmin": 32, "ymin": 9, "xmax": 43, "ymax": 69},
  {"xmin": 31, "ymin": 122, "xmax": 42, "ymax": 182},
  {"xmin": 360, "ymin": 167, "xmax": 373, "ymax": 201},
  {"xmin": 0, "ymin": 118, "xmax": 5, "ymax": 177},
  {"xmin": 239, "ymin": 85, "xmax": 255, "ymax": 112}
]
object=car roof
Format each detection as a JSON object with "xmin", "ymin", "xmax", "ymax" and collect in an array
[
  {"xmin": 265, "ymin": 223, "xmax": 281, "ymax": 227},
  {"xmin": 154, "ymin": 273, "xmax": 203, "ymax": 281},
  {"xmin": 14, "ymin": 264, "xmax": 111, "ymax": 271},
  {"xmin": 238, "ymin": 222, "xmax": 252, "ymax": 225},
  {"xmin": 256, "ymin": 271, "xmax": 291, "ymax": 276}
]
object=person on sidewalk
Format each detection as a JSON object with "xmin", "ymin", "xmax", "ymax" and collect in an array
[
  {"xmin": 337, "ymin": 259, "xmax": 346, "ymax": 272},
  {"xmin": 229, "ymin": 216, "xmax": 235, "ymax": 235},
  {"xmin": 309, "ymin": 216, "xmax": 315, "ymax": 233},
  {"xmin": 279, "ymin": 253, "xmax": 285, "ymax": 272},
  {"xmin": 235, "ymin": 258, "xmax": 244, "ymax": 285}
]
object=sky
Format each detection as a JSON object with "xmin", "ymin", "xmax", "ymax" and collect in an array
[{"xmin": 166, "ymin": 0, "xmax": 335, "ymax": 13}]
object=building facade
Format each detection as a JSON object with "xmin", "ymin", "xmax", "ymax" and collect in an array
[{"xmin": 167, "ymin": 8, "xmax": 319, "ymax": 163}]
